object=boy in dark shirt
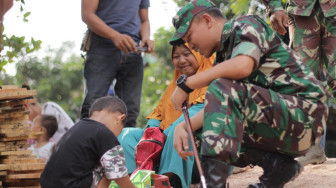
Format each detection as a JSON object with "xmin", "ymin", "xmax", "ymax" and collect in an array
[{"xmin": 40, "ymin": 96, "xmax": 135, "ymax": 188}]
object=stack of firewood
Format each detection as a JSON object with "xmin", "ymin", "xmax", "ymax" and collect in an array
[{"xmin": 0, "ymin": 85, "xmax": 45, "ymax": 188}]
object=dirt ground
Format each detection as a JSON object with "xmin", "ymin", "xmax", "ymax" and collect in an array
[{"xmin": 227, "ymin": 158, "xmax": 336, "ymax": 188}]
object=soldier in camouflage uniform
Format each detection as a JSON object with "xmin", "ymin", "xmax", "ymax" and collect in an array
[
  {"xmin": 40, "ymin": 96, "xmax": 136, "ymax": 188},
  {"xmin": 169, "ymin": 0, "xmax": 328, "ymax": 187},
  {"xmin": 262, "ymin": 0, "xmax": 336, "ymax": 166}
]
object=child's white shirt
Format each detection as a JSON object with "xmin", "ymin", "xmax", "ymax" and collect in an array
[{"xmin": 28, "ymin": 142, "xmax": 54, "ymax": 162}]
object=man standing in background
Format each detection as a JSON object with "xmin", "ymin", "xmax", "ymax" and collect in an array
[
  {"xmin": 80, "ymin": 0, "xmax": 155, "ymax": 127},
  {"xmin": 263, "ymin": 0, "xmax": 336, "ymax": 166}
]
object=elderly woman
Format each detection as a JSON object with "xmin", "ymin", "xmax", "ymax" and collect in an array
[{"xmin": 118, "ymin": 43, "xmax": 214, "ymax": 187}]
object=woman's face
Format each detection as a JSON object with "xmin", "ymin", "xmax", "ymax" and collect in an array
[{"xmin": 172, "ymin": 45, "xmax": 199, "ymax": 76}]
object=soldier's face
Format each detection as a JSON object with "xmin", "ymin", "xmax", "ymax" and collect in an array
[{"xmin": 182, "ymin": 15, "xmax": 215, "ymax": 58}]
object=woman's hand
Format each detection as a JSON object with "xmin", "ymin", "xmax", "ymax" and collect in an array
[{"xmin": 173, "ymin": 122, "xmax": 194, "ymax": 161}]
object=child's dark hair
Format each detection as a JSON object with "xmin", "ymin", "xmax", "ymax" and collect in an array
[
  {"xmin": 21, "ymin": 83, "xmax": 31, "ymax": 90},
  {"xmin": 40, "ymin": 115, "xmax": 58, "ymax": 139},
  {"xmin": 89, "ymin": 96, "xmax": 127, "ymax": 125}
]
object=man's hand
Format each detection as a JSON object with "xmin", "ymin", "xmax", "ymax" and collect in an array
[
  {"xmin": 171, "ymin": 87, "xmax": 189, "ymax": 112},
  {"xmin": 112, "ymin": 33, "xmax": 137, "ymax": 53},
  {"xmin": 139, "ymin": 39, "xmax": 155, "ymax": 53},
  {"xmin": 270, "ymin": 10, "xmax": 288, "ymax": 35},
  {"xmin": 173, "ymin": 122, "xmax": 194, "ymax": 161}
]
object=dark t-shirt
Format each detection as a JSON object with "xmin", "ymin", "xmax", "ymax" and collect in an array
[
  {"xmin": 40, "ymin": 119, "xmax": 122, "ymax": 188},
  {"xmin": 91, "ymin": 0, "xmax": 150, "ymax": 46}
]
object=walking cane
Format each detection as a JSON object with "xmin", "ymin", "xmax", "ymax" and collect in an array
[{"xmin": 181, "ymin": 102, "xmax": 207, "ymax": 188}]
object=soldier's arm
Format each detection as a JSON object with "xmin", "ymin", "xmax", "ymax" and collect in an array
[
  {"xmin": 261, "ymin": 0, "xmax": 284, "ymax": 16},
  {"xmin": 262, "ymin": 0, "xmax": 288, "ymax": 35},
  {"xmin": 185, "ymin": 55, "xmax": 254, "ymax": 90},
  {"xmin": 171, "ymin": 55, "xmax": 254, "ymax": 112}
]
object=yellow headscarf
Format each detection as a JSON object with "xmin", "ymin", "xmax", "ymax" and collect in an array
[{"xmin": 146, "ymin": 43, "xmax": 215, "ymax": 130}]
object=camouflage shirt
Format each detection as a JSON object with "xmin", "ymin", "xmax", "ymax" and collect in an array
[
  {"xmin": 216, "ymin": 15, "xmax": 326, "ymax": 102},
  {"xmin": 262, "ymin": 0, "xmax": 336, "ymax": 17},
  {"xmin": 93, "ymin": 145, "xmax": 128, "ymax": 187}
]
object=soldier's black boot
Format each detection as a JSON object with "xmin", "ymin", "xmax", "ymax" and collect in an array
[
  {"xmin": 243, "ymin": 149, "xmax": 303, "ymax": 188},
  {"xmin": 202, "ymin": 157, "xmax": 231, "ymax": 188}
]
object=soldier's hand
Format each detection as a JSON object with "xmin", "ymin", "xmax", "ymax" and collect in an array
[
  {"xmin": 112, "ymin": 33, "xmax": 137, "ymax": 53},
  {"xmin": 173, "ymin": 122, "xmax": 194, "ymax": 161},
  {"xmin": 270, "ymin": 10, "xmax": 288, "ymax": 35},
  {"xmin": 171, "ymin": 87, "xmax": 189, "ymax": 112}
]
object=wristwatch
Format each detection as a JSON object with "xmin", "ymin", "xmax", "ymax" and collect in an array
[{"xmin": 176, "ymin": 74, "xmax": 194, "ymax": 93}]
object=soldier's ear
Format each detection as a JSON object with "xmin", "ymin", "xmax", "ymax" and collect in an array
[{"xmin": 201, "ymin": 13, "xmax": 213, "ymax": 28}]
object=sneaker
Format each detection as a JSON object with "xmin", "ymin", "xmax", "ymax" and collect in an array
[{"xmin": 296, "ymin": 144, "xmax": 327, "ymax": 166}]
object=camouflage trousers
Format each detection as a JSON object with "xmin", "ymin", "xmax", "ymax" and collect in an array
[
  {"xmin": 201, "ymin": 79, "xmax": 328, "ymax": 164},
  {"xmin": 288, "ymin": 4, "xmax": 336, "ymax": 97}
]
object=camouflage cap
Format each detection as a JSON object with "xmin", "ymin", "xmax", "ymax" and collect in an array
[{"xmin": 169, "ymin": 0, "xmax": 216, "ymax": 45}]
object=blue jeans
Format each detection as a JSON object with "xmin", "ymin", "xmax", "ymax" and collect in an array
[{"xmin": 81, "ymin": 46, "xmax": 143, "ymax": 127}]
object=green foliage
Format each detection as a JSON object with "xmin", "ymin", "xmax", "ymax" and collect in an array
[
  {"xmin": 0, "ymin": 35, "xmax": 41, "ymax": 70},
  {"xmin": 12, "ymin": 42, "xmax": 84, "ymax": 121},
  {"xmin": 136, "ymin": 27, "xmax": 175, "ymax": 127},
  {"xmin": 152, "ymin": 27, "xmax": 176, "ymax": 70},
  {"xmin": 229, "ymin": 0, "xmax": 250, "ymax": 15},
  {"xmin": 1, "ymin": 0, "xmax": 41, "ymax": 73},
  {"xmin": 172, "ymin": 0, "xmax": 239, "ymax": 19},
  {"xmin": 172, "ymin": 0, "xmax": 267, "ymax": 20}
]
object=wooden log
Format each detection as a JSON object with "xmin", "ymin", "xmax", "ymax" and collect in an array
[
  {"xmin": 0, "ymin": 164, "xmax": 10, "ymax": 171},
  {"xmin": 0, "ymin": 107, "xmax": 26, "ymax": 114},
  {"xmin": 0, "ymin": 117, "xmax": 28, "ymax": 125},
  {"xmin": 0, "ymin": 144, "xmax": 30, "ymax": 152},
  {"xmin": 7, "ymin": 172, "xmax": 42, "ymax": 179},
  {"xmin": 10, "ymin": 163, "xmax": 45, "ymax": 171},
  {"xmin": 0, "ymin": 130, "xmax": 30, "ymax": 138},
  {"xmin": 4, "ymin": 155, "xmax": 36, "ymax": 160},
  {"xmin": 0, "ymin": 140, "xmax": 28, "ymax": 147},
  {"xmin": 0, "ymin": 111, "xmax": 29, "ymax": 119},
  {"xmin": 0, "ymin": 170, "xmax": 8, "ymax": 176},
  {"xmin": 0, "ymin": 99, "xmax": 26, "ymax": 108},
  {"xmin": 0, "ymin": 150, "xmax": 33, "ymax": 156},
  {"xmin": 0, "ymin": 85, "xmax": 19, "ymax": 89},
  {"xmin": 0, "ymin": 136, "xmax": 29, "ymax": 141},
  {"xmin": 0, "ymin": 128, "xmax": 29, "ymax": 134},
  {"xmin": 0, "ymin": 122, "xmax": 29, "ymax": 129},
  {"xmin": 0, "ymin": 89, "xmax": 36, "ymax": 101},
  {"xmin": 1, "ymin": 158, "xmax": 44, "ymax": 164}
]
